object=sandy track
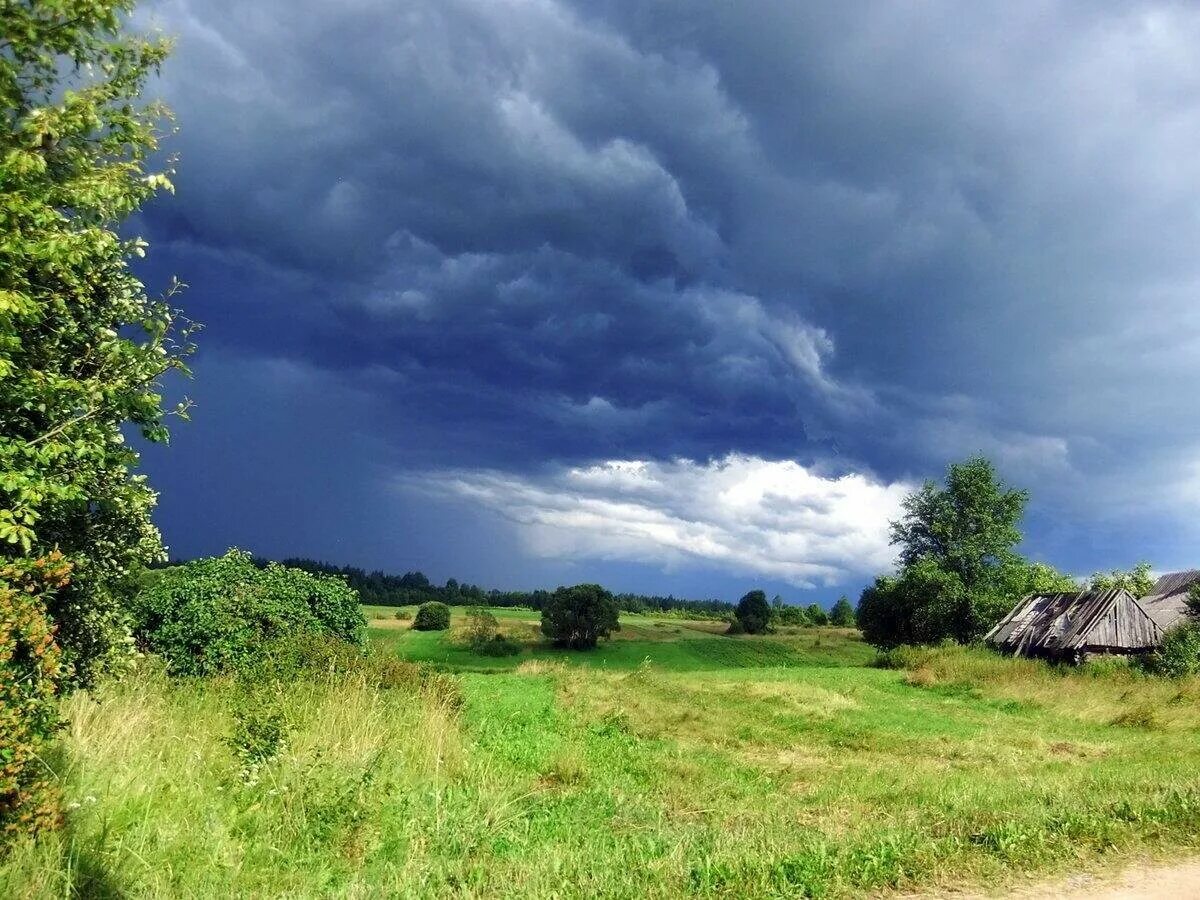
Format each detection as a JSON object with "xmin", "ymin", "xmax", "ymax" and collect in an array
[{"xmin": 920, "ymin": 858, "xmax": 1200, "ymax": 899}]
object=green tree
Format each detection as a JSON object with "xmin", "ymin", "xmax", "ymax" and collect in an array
[
  {"xmin": 1089, "ymin": 562, "xmax": 1155, "ymax": 598},
  {"xmin": 829, "ymin": 596, "xmax": 855, "ymax": 627},
  {"xmin": 412, "ymin": 601, "xmax": 451, "ymax": 631},
  {"xmin": 1, "ymin": 1, "xmax": 193, "ymax": 685},
  {"xmin": 540, "ymin": 583, "xmax": 619, "ymax": 649},
  {"xmin": 805, "ymin": 603, "xmax": 829, "ymax": 626},
  {"xmin": 861, "ymin": 457, "xmax": 1073, "ymax": 648},
  {"xmin": 733, "ymin": 589, "xmax": 771, "ymax": 634},
  {"xmin": 891, "ymin": 456, "xmax": 1027, "ymax": 592}
]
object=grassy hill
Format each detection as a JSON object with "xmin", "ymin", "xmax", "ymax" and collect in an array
[{"xmin": 4, "ymin": 609, "xmax": 1199, "ymax": 898}]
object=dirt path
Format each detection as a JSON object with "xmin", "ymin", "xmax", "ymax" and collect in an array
[{"xmin": 929, "ymin": 857, "xmax": 1200, "ymax": 899}]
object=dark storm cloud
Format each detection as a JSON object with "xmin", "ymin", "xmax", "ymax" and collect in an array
[{"xmin": 134, "ymin": 0, "xmax": 1200, "ymax": 581}]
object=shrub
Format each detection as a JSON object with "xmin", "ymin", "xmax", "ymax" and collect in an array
[
  {"xmin": 829, "ymin": 597, "xmax": 856, "ymax": 627},
  {"xmin": 130, "ymin": 550, "xmax": 365, "ymax": 676},
  {"xmin": 475, "ymin": 633, "xmax": 522, "ymax": 657},
  {"xmin": 733, "ymin": 590, "xmax": 771, "ymax": 635},
  {"xmin": 1145, "ymin": 622, "xmax": 1200, "ymax": 678},
  {"xmin": 805, "ymin": 603, "xmax": 829, "ymax": 626},
  {"xmin": 725, "ymin": 616, "xmax": 746, "ymax": 636},
  {"xmin": 541, "ymin": 584, "xmax": 619, "ymax": 649},
  {"xmin": 0, "ymin": 554, "xmax": 71, "ymax": 841},
  {"xmin": 412, "ymin": 601, "xmax": 451, "ymax": 631}
]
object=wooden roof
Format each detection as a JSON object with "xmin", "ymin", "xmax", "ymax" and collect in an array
[
  {"xmin": 985, "ymin": 589, "xmax": 1162, "ymax": 655},
  {"xmin": 1141, "ymin": 570, "xmax": 1200, "ymax": 632}
]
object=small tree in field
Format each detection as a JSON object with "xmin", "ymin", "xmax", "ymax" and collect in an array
[
  {"xmin": 829, "ymin": 596, "xmax": 855, "ymax": 627},
  {"xmin": 412, "ymin": 601, "xmax": 451, "ymax": 631},
  {"xmin": 805, "ymin": 603, "xmax": 829, "ymax": 626},
  {"xmin": 540, "ymin": 584, "xmax": 619, "ymax": 649},
  {"xmin": 732, "ymin": 589, "xmax": 771, "ymax": 635}
]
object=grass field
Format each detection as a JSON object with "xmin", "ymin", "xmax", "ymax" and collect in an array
[{"xmin": 4, "ymin": 608, "xmax": 1199, "ymax": 898}]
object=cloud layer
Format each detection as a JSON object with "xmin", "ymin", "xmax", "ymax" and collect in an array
[
  {"xmin": 407, "ymin": 456, "xmax": 910, "ymax": 587},
  {"xmin": 130, "ymin": 0, "xmax": 1200, "ymax": 587}
]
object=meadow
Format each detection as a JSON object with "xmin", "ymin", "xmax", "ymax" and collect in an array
[{"xmin": 4, "ymin": 607, "xmax": 1199, "ymax": 898}]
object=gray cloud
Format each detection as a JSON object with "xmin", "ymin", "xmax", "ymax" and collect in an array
[{"xmin": 135, "ymin": 0, "xmax": 1200, "ymax": 580}]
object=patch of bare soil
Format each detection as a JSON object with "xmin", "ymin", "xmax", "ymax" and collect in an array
[{"xmin": 913, "ymin": 857, "xmax": 1200, "ymax": 899}]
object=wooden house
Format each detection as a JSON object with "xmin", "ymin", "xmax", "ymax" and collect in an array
[
  {"xmin": 1140, "ymin": 570, "xmax": 1200, "ymax": 632},
  {"xmin": 985, "ymin": 588, "xmax": 1162, "ymax": 662}
]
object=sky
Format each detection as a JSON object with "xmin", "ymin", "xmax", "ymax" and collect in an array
[{"xmin": 129, "ymin": 0, "xmax": 1200, "ymax": 604}]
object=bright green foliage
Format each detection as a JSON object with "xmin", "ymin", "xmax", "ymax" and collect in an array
[
  {"xmin": 129, "ymin": 551, "xmax": 365, "ymax": 676},
  {"xmin": 411, "ymin": 601, "xmax": 450, "ymax": 631},
  {"xmin": 0, "ymin": 1, "xmax": 195, "ymax": 685},
  {"xmin": 0, "ymin": 553, "xmax": 70, "ymax": 840},
  {"xmin": 1145, "ymin": 623, "xmax": 1200, "ymax": 678},
  {"xmin": 540, "ymin": 583, "xmax": 619, "ymax": 649},
  {"xmin": 804, "ymin": 603, "xmax": 829, "ymax": 626},
  {"xmin": 861, "ymin": 457, "xmax": 1075, "ymax": 648},
  {"xmin": 733, "ymin": 589, "xmax": 771, "ymax": 634},
  {"xmin": 771, "ymin": 603, "xmax": 809, "ymax": 627},
  {"xmin": 1089, "ymin": 562, "xmax": 1155, "ymax": 598},
  {"xmin": 891, "ymin": 456, "xmax": 1028, "ymax": 590},
  {"xmin": 829, "ymin": 596, "xmax": 855, "ymax": 627}
]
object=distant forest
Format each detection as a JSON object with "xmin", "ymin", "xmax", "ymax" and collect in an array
[{"xmin": 267, "ymin": 557, "xmax": 737, "ymax": 618}]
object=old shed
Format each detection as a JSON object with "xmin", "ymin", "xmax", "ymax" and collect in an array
[
  {"xmin": 985, "ymin": 589, "xmax": 1162, "ymax": 660},
  {"xmin": 1140, "ymin": 570, "xmax": 1200, "ymax": 632}
]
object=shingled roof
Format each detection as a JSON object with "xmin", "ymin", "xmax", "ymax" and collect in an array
[
  {"xmin": 985, "ymin": 589, "xmax": 1162, "ymax": 657},
  {"xmin": 1140, "ymin": 570, "xmax": 1200, "ymax": 631}
]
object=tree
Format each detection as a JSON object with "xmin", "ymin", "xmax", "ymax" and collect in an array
[
  {"xmin": 891, "ymin": 456, "xmax": 1027, "ymax": 593},
  {"xmin": 1089, "ymin": 562, "xmax": 1154, "ymax": 598},
  {"xmin": 1, "ymin": 1, "xmax": 193, "ymax": 685},
  {"xmin": 412, "ymin": 601, "xmax": 451, "ymax": 631},
  {"xmin": 861, "ymin": 457, "xmax": 1073, "ymax": 648},
  {"xmin": 733, "ymin": 589, "xmax": 771, "ymax": 635},
  {"xmin": 540, "ymin": 583, "xmax": 619, "ymax": 649},
  {"xmin": 829, "ymin": 596, "xmax": 855, "ymax": 627},
  {"xmin": 805, "ymin": 603, "xmax": 829, "ymax": 626}
]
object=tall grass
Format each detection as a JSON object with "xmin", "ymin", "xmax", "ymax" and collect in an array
[{"xmin": 3, "ymin": 635, "xmax": 1199, "ymax": 898}]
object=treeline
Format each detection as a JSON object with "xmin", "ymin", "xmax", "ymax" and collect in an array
[{"xmin": 274, "ymin": 558, "xmax": 736, "ymax": 619}]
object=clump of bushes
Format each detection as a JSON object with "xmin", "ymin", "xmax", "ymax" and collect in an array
[
  {"xmin": 541, "ymin": 584, "xmax": 619, "ymax": 649},
  {"xmin": 0, "ymin": 554, "xmax": 71, "ymax": 841},
  {"xmin": 1143, "ymin": 623, "xmax": 1200, "ymax": 678},
  {"xmin": 130, "ymin": 550, "xmax": 365, "ymax": 676},
  {"xmin": 463, "ymin": 606, "xmax": 520, "ymax": 657},
  {"xmin": 731, "ymin": 590, "xmax": 770, "ymax": 635},
  {"xmin": 412, "ymin": 601, "xmax": 451, "ymax": 631}
]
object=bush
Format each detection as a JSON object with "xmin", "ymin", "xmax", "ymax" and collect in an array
[
  {"xmin": 541, "ymin": 584, "xmax": 619, "ymax": 650},
  {"xmin": 829, "ymin": 597, "xmax": 855, "ymax": 627},
  {"xmin": 412, "ymin": 601, "xmax": 451, "ymax": 631},
  {"xmin": 734, "ymin": 590, "xmax": 771, "ymax": 635},
  {"xmin": 0, "ymin": 554, "xmax": 71, "ymax": 841},
  {"xmin": 130, "ymin": 550, "xmax": 365, "ymax": 676},
  {"xmin": 1144, "ymin": 622, "xmax": 1200, "ymax": 678},
  {"xmin": 475, "ymin": 633, "xmax": 522, "ymax": 657}
]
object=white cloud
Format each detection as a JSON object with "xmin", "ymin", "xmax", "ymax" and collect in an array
[{"xmin": 403, "ymin": 455, "xmax": 911, "ymax": 586}]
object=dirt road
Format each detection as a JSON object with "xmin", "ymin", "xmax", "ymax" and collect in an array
[{"xmin": 935, "ymin": 858, "xmax": 1200, "ymax": 899}]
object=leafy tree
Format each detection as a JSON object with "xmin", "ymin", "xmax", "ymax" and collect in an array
[
  {"xmin": 1, "ymin": 553, "xmax": 71, "ymax": 839},
  {"xmin": 1188, "ymin": 583, "xmax": 1200, "ymax": 618},
  {"xmin": 733, "ymin": 589, "xmax": 771, "ymax": 635},
  {"xmin": 0, "ymin": 1, "xmax": 194, "ymax": 685},
  {"xmin": 805, "ymin": 603, "xmax": 829, "ymax": 626},
  {"xmin": 861, "ymin": 457, "xmax": 1075, "ymax": 648},
  {"xmin": 540, "ymin": 583, "xmax": 619, "ymax": 649},
  {"xmin": 829, "ymin": 596, "xmax": 855, "ymax": 627},
  {"xmin": 891, "ymin": 456, "xmax": 1027, "ymax": 592},
  {"xmin": 129, "ymin": 551, "xmax": 364, "ymax": 676},
  {"xmin": 771, "ymin": 603, "xmax": 809, "ymax": 627},
  {"xmin": 1089, "ymin": 562, "xmax": 1155, "ymax": 598},
  {"xmin": 412, "ymin": 601, "xmax": 450, "ymax": 631}
]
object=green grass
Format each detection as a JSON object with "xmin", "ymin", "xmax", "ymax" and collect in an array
[{"xmin": 4, "ymin": 616, "xmax": 1200, "ymax": 898}]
